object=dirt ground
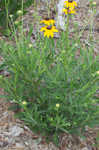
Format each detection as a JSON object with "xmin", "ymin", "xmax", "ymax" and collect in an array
[{"xmin": 0, "ymin": 0, "xmax": 99, "ymax": 150}]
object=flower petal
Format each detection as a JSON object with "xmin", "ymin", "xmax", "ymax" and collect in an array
[
  {"xmin": 44, "ymin": 32, "xmax": 47, "ymax": 37},
  {"xmin": 40, "ymin": 27, "xmax": 47, "ymax": 32}
]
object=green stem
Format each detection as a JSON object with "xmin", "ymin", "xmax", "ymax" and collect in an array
[
  {"xmin": 66, "ymin": 14, "xmax": 69, "ymax": 50},
  {"xmin": 63, "ymin": 14, "xmax": 70, "ymax": 69},
  {"xmin": 21, "ymin": 0, "xmax": 24, "ymax": 39},
  {"xmin": 5, "ymin": 0, "xmax": 9, "ymax": 29}
]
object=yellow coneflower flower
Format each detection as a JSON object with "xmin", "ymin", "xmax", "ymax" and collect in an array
[
  {"xmin": 40, "ymin": 18, "xmax": 55, "ymax": 26},
  {"xmin": 40, "ymin": 25, "xmax": 58, "ymax": 38},
  {"xmin": 64, "ymin": 0, "xmax": 77, "ymax": 10},
  {"xmin": 63, "ymin": 8, "xmax": 76, "ymax": 14}
]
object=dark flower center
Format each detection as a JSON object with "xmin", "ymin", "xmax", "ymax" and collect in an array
[
  {"xmin": 68, "ymin": 0, "xmax": 73, "ymax": 2},
  {"xmin": 44, "ymin": 17, "xmax": 54, "ymax": 21},
  {"xmin": 44, "ymin": 17, "xmax": 50, "ymax": 20},
  {"xmin": 47, "ymin": 26, "xmax": 52, "ymax": 30}
]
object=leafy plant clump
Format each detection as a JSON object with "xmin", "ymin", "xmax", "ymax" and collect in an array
[
  {"xmin": 0, "ymin": 28, "xmax": 99, "ymax": 141},
  {"xmin": 0, "ymin": 0, "xmax": 34, "ymax": 30},
  {"xmin": 0, "ymin": 0, "xmax": 99, "ymax": 145}
]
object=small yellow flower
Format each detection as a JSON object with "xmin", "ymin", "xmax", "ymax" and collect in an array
[
  {"xmin": 56, "ymin": 103, "xmax": 60, "ymax": 108},
  {"xmin": 96, "ymin": 71, "xmax": 99, "ymax": 75},
  {"xmin": 63, "ymin": 8, "xmax": 76, "ymax": 14},
  {"xmin": 40, "ymin": 18, "xmax": 55, "ymax": 26},
  {"xmin": 64, "ymin": 0, "xmax": 77, "ymax": 10},
  {"xmin": 22, "ymin": 101, "xmax": 27, "ymax": 105},
  {"xmin": 40, "ymin": 25, "xmax": 58, "ymax": 38}
]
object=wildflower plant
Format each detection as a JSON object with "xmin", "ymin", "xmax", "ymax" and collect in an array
[
  {"xmin": 0, "ymin": 0, "xmax": 34, "ymax": 30},
  {"xmin": 0, "ymin": 0, "xmax": 99, "ymax": 146}
]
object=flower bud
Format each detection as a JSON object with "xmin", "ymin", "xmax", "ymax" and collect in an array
[
  {"xmin": 17, "ymin": 10, "xmax": 23, "ymax": 16},
  {"xmin": 28, "ymin": 44, "xmax": 33, "ymax": 48},
  {"xmin": 26, "ymin": 51, "xmax": 31, "ymax": 54},
  {"xmin": 9, "ymin": 14, "xmax": 13, "ymax": 18},
  {"xmin": 22, "ymin": 101, "xmax": 27, "ymax": 105},
  {"xmin": 96, "ymin": 71, "xmax": 99, "ymax": 75},
  {"xmin": 56, "ymin": 103, "xmax": 60, "ymax": 108},
  {"xmin": 92, "ymin": 2, "xmax": 96, "ymax": 6},
  {"xmin": 14, "ymin": 21, "xmax": 19, "ymax": 25},
  {"xmin": 0, "ymin": 75, "xmax": 3, "ymax": 79}
]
